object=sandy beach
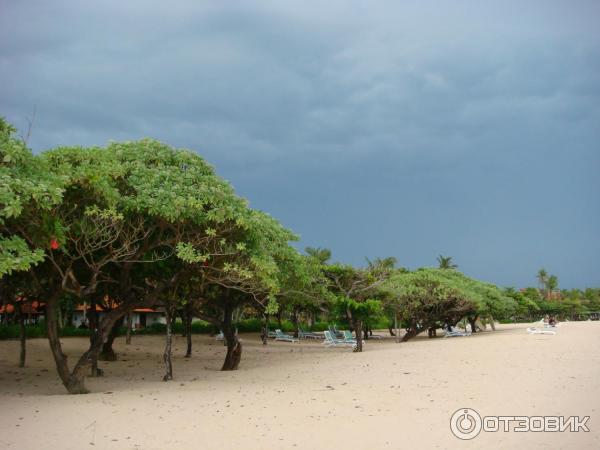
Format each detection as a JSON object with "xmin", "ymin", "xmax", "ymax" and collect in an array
[{"xmin": 0, "ymin": 322, "xmax": 598, "ymax": 449}]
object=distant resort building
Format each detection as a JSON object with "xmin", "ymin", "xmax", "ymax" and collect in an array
[
  {"xmin": 1, "ymin": 298, "xmax": 166, "ymax": 329},
  {"xmin": 72, "ymin": 305, "xmax": 166, "ymax": 329},
  {"xmin": 0, "ymin": 299, "xmax": 44, "ymax": 325}
]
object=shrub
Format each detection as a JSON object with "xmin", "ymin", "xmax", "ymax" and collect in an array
[
  {"xmin": 0, "ymin": 323, "xmax": 48, "ymax": 339},
  {"xmin": 60, "ymin": 326, "xmax": 91, "ymax": 337},
  {"xmin": 191, "ymin": 320, "xmax": 213, "ymax": 333},
  {"xmin": 307, "ymin": 322, "xmax": 329, "ymax": 332}
]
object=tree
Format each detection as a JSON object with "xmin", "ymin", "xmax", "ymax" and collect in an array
[
  {"xmin": 305, "ymin": 246, "xmax": 332, "ymax": 264},
  {"xmin": 178, "ymin": 208, "xmax": 299, "ymax": 370},
  {"xmin": 437, "ymin": 255, "xmax": 458, "ymax": 270},
  {"xmin": 4, "ymin": 138, "xmax": 257, "ymax": 393},
  {"xmin": 384, "ymin": 268, "xmax": 514, "ymax": 339},
  {"xmin": 1, "ymin": 118, "xmax": 64, "ymax": 278},
  {"xmin": 504, "ymin": 287, "xmax": 540, "ymax": 320},
  {"xmin": 537, "ymin": 268, "xmax": 548, "ymax": 294},
  {"xmin": 384, "ymin": 268, "xmax": 477, "ymax": 341},
  {"xmin": 546, "ymin": 275, "xmax": 559, "ymax": 299},
  {"xmin": 324, "ymin": 258, "xmax": 394, "ymax": 352}
]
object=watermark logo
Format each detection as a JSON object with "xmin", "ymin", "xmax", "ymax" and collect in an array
[
  {"xmin": 450, "ymin": 408, "xmax": 590, "ymax": 440},
  {"xmin": 450, "ymin": 408, "xmax": 482, "ymax": 440}
]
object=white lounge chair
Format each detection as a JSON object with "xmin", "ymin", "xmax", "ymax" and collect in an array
[
  {"xmin": 275, "ymin": 329, "xmax": 299, "ymax": 342},
  {"xmin": 342, "ymin": 330, "xmax": 359, "ymax": 344},
  {"xmin": 298, "ymin": 327, "xmax": 321, "ymax": 339},
  {"xmin": 323, "ymin": 331, "xmax": 357, "ymax": 350},
  {"xmin": 443, "ymin": 327, "xmax": 471, "ymax": 338},
  {"xmin": 527, "ymin": 327, "xmax": 556, "ymax": 335}
]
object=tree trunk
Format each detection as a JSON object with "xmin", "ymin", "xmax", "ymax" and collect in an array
[
  {"xmin": 260, "ymin": 314, "xmax": 268, "ymax": 345},
  {"xmin": 394, "ymin": 314, "xmax": 400, "ymax": 343},
  {"xmin": 184, "ymin": 307, "xmax": 192, "ymax": 358},
  {"xmin": 125, "ymin": 312, "xmax": 132, "ymax": 345},
  {"xmin": 48, "ymin": 293, "xmax": 133, "ymax": 394},
  {"xmin": 468, "ymin": 316, "xmax": 478, "ymax": 333},
  {"xmin": 276, "ymin": 311, "xmax": 283, "ymax": 329},
  {"xmin": 401, "ymin": 322, "xmax": 424, "ymax": 342},
  {"xmin": 87, "ymin": 300, "xmax": 101, "ymax": 377},
  {"xmin": 489, "ymin": 317, "xmax": 496, "ymax": 331},
  {"xmin": 291, "ymin": 310, "xmax": 299, "ymax": 338},
  {"xmin": 46, "ymin": 293, "xmax": 89, "ymax": 394},
  {"xmin": 65, "ymin": 307, "xmax": 73, "ymax": 327},
  {"xmin": 99, "ymin": 316, "xmax": 123, "ymax": 361},
  {"xmin": 221, "ymin": 305, "xmax": 242, "ymax": 370},
  {"xmin": 18, "ymin": 309, "xmax": 26, "ymax": 368},
  {"xmin": 57, "ymin": 305, "xmax": 64, "ymax": 330},
  {"xmin": 180, "ymin": 310, "xmax": 187, "ymax": 337},
  {"xmin": 388, "ymin": 325, "xmax": 396, "ymax": 336},
  {"xmin": 353, "ymin": 319, "xmax": 363, "ymax": 352},
  {"xmin": 163, "ymin": 308, "xmax": 173, "ymax": 381}
]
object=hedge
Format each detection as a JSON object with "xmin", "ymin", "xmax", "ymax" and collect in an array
[{"xmin": 0, "ymin": 318, "xmax": 386, "ymax": 340}]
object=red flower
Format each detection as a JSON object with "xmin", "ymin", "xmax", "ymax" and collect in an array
[{"xmin": 50, "ymin": 238, "xmax": 60, "ymax": 250}]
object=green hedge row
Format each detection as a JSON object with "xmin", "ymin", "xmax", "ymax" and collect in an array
[
  {"xmin": 0, "ymin": 319, "xmax": 360, "ymax": 339},
  {"xmin": 0, "ymin": 323, "xmax": 48, "ymax": 339}
]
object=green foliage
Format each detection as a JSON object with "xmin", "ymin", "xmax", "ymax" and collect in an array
[
  {"xmin": 384, "ymin": 268, "xmax": 475, "ymax": 328},
  {"xmin": 504, "ymin": 287, "xmax": 539, "ymax": 318},
  {"xmin": 0, "ymin": 323, "xmax": 46, "ymax": 339},
  {"xmin": 383, "ymin": 268, "xmax": 515, "ymax": 331},
  {"xmin": 0, "ymin": 236, "xmax": 45, "ymax": 275},
  {"xmin": 335, "ymin": 297, "xmax": 382, "ymax": 322},
  {"xmin": 1, "ymin": 118, "xmax": 66, "ymax": 276},
  {"xmin": 437, "ymin": 255, "xmax": 458, "ymax": 270}
]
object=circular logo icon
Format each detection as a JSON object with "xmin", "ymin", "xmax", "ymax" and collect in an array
[{"xmin": 450, "ymin": 408, "xmax": 482, "ymax": 440}]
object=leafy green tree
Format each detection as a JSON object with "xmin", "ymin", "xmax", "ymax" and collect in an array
[
  {"xmin": 1, "ymin": 118, "xmax": 65, "ymax": 277},
  {"xmin": 305, "ymin": 246, "xmax": 332, "ymax": 264},
  {"xmin": 384, "ymin": 268, "xmax": 514, "ymax": 339},
  {"xmin": 437, "ymin": 255, "xmax": 458, "ymax": 270},
  {"xmin": 6, "ymin": 139, "xmax": 258, "ymax": 393},
  {"xmin": 384, "ymin": 268, "xmax": 477, "ymax": 341},
  {"xmin": 504, "ymin": 287, "xmax": 540, "ymax": 320},
  {"xmin": 275, "ymin": 252, "xmax": 331, "ymax": 338},
  {"xmin": 537, "ymin": 268, "xmax": 548, "ymax": 293},
  {"xmin": 178, "ymin": 208, "xmax": 298, "ymax": 369},
  {"xmin": 324, "ymin": 258, "xmax": 393, "ymax": 351},
  {"xmin": 546, "ymin": 275, "xmax": 559, "ymax": 298}
]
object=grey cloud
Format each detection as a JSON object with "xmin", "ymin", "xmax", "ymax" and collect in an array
[{"xmin": 1, "ymin": 0, "xmax": 599, "ymax": 287}]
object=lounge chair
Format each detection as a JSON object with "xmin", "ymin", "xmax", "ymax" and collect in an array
[
  {"xmin": 527, "ymin": 327, "xmax": 556, "ymax": 335},
  {"xmin": 326, "ymin": 325, "xmax": 342, "ymax": 339},
  {"xmin": 443, "ymin": 327, "xmax": 471, "ymax": 338},
  {"xmin": 342, "ymin": 330, "xmax": 359, "ymax": 344},
  {"xmin": 298, "ymin": 327, "xmax": 321, "ymax": 339},
  {"xmin": 323, "ymin": 331, "xmax": 357, "ymax": 350},
  {"xmin": 275, "ymin": 329, "xmax": 299, "ymax": 342}
]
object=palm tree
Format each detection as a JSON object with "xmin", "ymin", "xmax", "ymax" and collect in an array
[
  {"xmin": 546, "ymin": 275, "xmax": 559, "ymax": 299},
  {"xmin": 537, "ymin": 268, "xmax": 548, "ymax": 293},
  {"xmin": 366, "ymin": 256, "xmax": 397, "ymax": 270},
  {"xmin": 437, "ymin": 255, "xmax": 457, "ymax": 270},
  {"xmin": 305, "ymin": 246, "xmax": 332, "ymax": 264}
]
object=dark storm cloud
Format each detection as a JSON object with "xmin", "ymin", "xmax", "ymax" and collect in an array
[{"xmin": 2, "ymin": 0, "xmax": 599, "ymax": 287}]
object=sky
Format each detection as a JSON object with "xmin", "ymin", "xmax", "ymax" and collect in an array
[{"xmin": 1, "ymin": 1, "xmax": 599, "ymax": 288}]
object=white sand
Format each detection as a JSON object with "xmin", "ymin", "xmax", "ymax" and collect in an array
[{"xmin": 0, "ymin": 322, "xmax": 598, "ymax": 449}]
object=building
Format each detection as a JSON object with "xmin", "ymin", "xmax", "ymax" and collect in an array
[{"xmin": 72, "ymin": 305, "xmax": 166, "ymax": 329}]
